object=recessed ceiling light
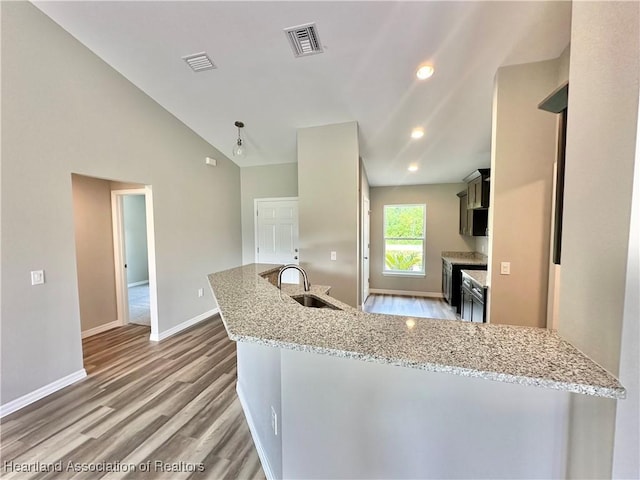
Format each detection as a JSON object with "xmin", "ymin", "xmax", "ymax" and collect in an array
[
  {"xmin": 416, "ymin": 64, "xmax": 435, "ymax": 80},
  {"xmin": 408, "ymin": 164, "xmax": 419, "ymax": 172},
  {"xmin": 411, "ymin": 128, "xmax": 425, "ymax": 139}
]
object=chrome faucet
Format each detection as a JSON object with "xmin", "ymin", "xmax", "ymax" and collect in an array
[{"xmin": 277, "ymin": 264, "xmax": 311, "ymax": 292}]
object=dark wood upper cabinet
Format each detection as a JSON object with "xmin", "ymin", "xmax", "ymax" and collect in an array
[
  {"xmin": 457, "ymin": 168, "xmax": 490, "ymax": 237},
  {"xmin": 463, "ymin": 168, "xmax": 490, "ymax": 209},
  {"xmin": 458, "ymin": 190, "xmax": 488, "ymax": 237},
  {"xmin": 467, "ymin": 208, "xmax": 488, "ymax": 237},
  {"xmin": 457, "ymin": 191, "xmax": 468, "ymax": 235}
]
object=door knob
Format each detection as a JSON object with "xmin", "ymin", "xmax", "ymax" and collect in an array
[
  {"xmin": 294, "ymin": 256, "xmax": 298, "ymax": 260},
  {"xmin": 364, "ymin": 257, "xmax": 368, "ymax": 260},
  {"xmin": 295, "ymin": 248, "xmax": 299, "ymax": 252}
]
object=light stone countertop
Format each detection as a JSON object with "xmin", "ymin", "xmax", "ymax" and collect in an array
[
  {"xmin": 462, "ymin": 270, "xmax": 488, "ymax": 287},
  {"xmin": 208, "ymin": 263, "xmax": 625, "ymax": 399},
  {"xmin": 442, "ymin": 251, "xmax": 488, "ymax": 266}
]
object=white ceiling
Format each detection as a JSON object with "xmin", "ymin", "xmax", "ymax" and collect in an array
[{"xmin": 33, "ymin": 1, "xmax": 571, "ymax": 186}]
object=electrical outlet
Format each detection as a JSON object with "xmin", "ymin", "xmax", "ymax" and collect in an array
[
  {"xmin": 330, "ymin": 251, "xmax": 337, "ymax": 261},
  {"xmin": 31, "ymin": 270, "xmax": 45, "ymax": 285},
  {"xmin": 198, "ymin": 288, "xmax": 204, "ymax": 297},
  {"xmin": 500, "ymin": 262, "xmax": 511, "ymax": 275},
  {"xmin": 271, "ymin": 406, "xmax": 278, "ymax": 436}
]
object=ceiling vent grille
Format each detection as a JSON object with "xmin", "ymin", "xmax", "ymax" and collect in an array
[
  {"xmin": 284, "ymin": 23, "xmax": 323, "ymax": 57},
  {"xmin": 182, "ymin": 52, "xmax": 217, "ymax": 72}
]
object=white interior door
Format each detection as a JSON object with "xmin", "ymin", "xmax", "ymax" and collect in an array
[
  {"xmin": 256, "ymin": 198, "xmax": 299, "ymax": 284},
  {"xmin": 363, "ymin": 196, "xmax": 371, "ymax": 304}
]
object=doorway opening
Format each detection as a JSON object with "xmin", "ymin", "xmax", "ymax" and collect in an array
[
  {"xmin": 111, "ymin": 187, "xmax": 159, "ymax": 338},
  {"xmin": 362, "ymin": 195, "xmax": 370, "ymax": 307},
  {"xmin": 539, "ymin": 82, "xmax": 568, "ymax": 330},
  {"xmin": 119, "ymin": 193, "xmax": 150, "ymax": 326},
  {"xmin": 71, "ymin": 176, "xmax": 160, "ymax": 351}
]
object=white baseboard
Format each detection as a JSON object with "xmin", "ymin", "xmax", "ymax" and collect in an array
[
  {"xmin": 236, "ymin": 383, "xmax": 276, "ymax": 480},
  {"xmin": 149, "ymin": 308, "xmax": 218, "ymax": 342},
  {"xmin": 127, "ymin": 280, "xmax": 149, "ymax": 287},
  {"xmin": 81, "ymin": 320, "xmax": 121, "ymax": 339},
  {"xmin": 369, "ymin": 288, "xmax": 444, "ymax": 299},
  {"xmin": 0, "ymin": 369, "xmax": 87, "ymax": 418}
]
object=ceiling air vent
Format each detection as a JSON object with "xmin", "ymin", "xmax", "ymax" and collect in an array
[
  {"xmin": 284, "ymin": 23, "xmax": 323, "ymax": 58},
  {"xmin": 182, "ymin": 52, "xmax": 217, "ymax": 72}
]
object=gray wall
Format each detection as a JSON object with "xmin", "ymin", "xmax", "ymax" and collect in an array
[
  {"xmin": 237, "ymin": 343, "xmax": 283, "ymax": 479},
  {"xmin": 488, "ymin": 57, "xmax": 565, "ymax": 328},
  {"xmin": 298, "ymin": 122, "xmax": 360, "ymax": 307},
  {"xmin": 1, "ymin": 3, "xmax": 242, "ymax": 405},
  {"xmin": 280, "ymin": 349, "xmax": 570, "ymax": 479},
  {"xmin": 240, "ymin": 163, "xmax": 298, "ymax": 265},
  {"xmin": 613, "ymin": 74, "xmax": 640, "ymax": 478},
  {"xmin": 71, "ymin": 174, "xmax": 118, "ymax": 332},
  {"xmin": 370, "ymin": 184, "xmax": 474, "ymax": 294},
  {"xmin": 123, "ymin": 195, "xmax": 149, "ymax": 285},
  {"xmin": 558, "ymin": 2, "xmax": 639, "ymax": 477}
]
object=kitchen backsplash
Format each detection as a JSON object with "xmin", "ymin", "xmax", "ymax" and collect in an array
[
  {"xmin": 442, "ymin": 251, "xmax": 488, "ymax": 262},
  {"xmin": 475, "ymin": 236, "xmax": 489, "ymax": 255}
]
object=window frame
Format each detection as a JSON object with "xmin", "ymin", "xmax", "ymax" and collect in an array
[{"xmin": 382, "ymin": 203, "xmax": 426, "ymax": 277}]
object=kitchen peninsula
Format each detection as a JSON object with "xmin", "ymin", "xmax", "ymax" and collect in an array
[{"xmin": 208, "ymin": 264, "xmax": 624, "ymax": 479}]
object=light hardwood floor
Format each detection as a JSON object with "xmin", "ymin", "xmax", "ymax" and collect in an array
[
  {"xmin": 363, "ymin": 294, "xmax": 458, "ymax": 320},
  {"xmin": 0, "ymin": 318, "xmax": 265, "ymax": 480}
]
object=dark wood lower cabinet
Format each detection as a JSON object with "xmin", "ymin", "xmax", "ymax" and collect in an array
[
  {"xmin": 442, "ymin": 260, "xmax": 486, "ymax": 314},
  {"xmin": 461, "ymin": 286, "xmax": 473, "ymax": 321},
  {"xmin": 442, "ymin": 260, "xmax": 453, "ymax": 304},
  {"xmin": 461, "ymin": 276, "xmax": 487, "ymax": 323},
  {"xmin": 472, "ymin": 294, "xmax": 485, "ymax": 323}
]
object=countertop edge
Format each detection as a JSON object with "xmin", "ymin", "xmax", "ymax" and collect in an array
[
  {"xmin": 224, "ymin": 327, "xmax": 625, "ymax": 400},
  {"xmin": 209, "ymin": 264, "xmax": 626, "ymax": 400}
]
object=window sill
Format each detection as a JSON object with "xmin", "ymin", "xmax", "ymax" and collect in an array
[{"xmin": 382, "ymin": 271, "xmax": 426, "ymax": 278}]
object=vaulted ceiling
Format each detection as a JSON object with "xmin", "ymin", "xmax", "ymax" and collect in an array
[{"xmin": 34, "ymin": 1, "xmax": 571, "ymax": 186}]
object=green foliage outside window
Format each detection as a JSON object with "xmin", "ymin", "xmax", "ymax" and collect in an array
[
  {"xmin": 384, "ymin": 205, "xmax": 426, "ymax": 273},
  {"xmin": 384, "ymin": 205, "xmax": 424, "ymax": 238},
  {"xmin": 385, "ymin": 251, "xmax": 422, "ymax": 271}
]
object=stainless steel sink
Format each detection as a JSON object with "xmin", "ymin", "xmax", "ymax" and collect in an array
[{"xmin": 291, "ymin": 295, "xmax": 341, "ymax": 310}]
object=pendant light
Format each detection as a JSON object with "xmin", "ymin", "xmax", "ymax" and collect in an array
[{"xmin": 233, "ymin": 121, "xmax": 246, "ymax": 158}]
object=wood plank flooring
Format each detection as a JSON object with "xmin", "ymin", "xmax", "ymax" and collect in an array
[
  {"xmin": 0, "ymin": 318, "xmax": 265, "ymax": 480},
  {"xmin": 363, "ymin": 294, "xmax": 458, "ymax": 320}
]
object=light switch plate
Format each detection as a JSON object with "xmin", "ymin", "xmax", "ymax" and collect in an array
[
  {"xmin": 31, "ymin": 270, "xmax": 45, "ymax": 285},
  {"xmin": 500, "ymin": 262, "xmax": 511, "ymax": 275},
  {"xmin": 331, "ymin": 251, "xmax": 337, "ymax": 261}
]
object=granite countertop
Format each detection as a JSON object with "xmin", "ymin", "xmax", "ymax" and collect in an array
[
  {"xmin": 442, "ymin": 251, "xmax": 488, "ymax": 266},
  {"xmin": 208, "ymin": 263, "xmax": 625, "ymax": 399},
  {"xmin": 462, "ymin": 270, "xmax": 488, "ymax": 287}
]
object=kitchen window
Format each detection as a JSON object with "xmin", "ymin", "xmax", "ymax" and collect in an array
[{"xmin": 383, "ymin": 204, "xmax": 426, "ymax": 276}]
